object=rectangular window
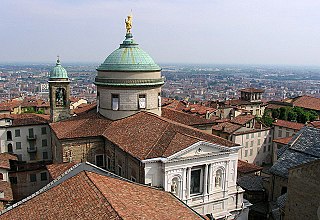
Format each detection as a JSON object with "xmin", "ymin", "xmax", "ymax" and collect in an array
[
  {"xmin": 251, "ymin": 133, "xmax": 254, "ymax": 138},
  {"xmin": 269, "ymin": 137, "xmax": 272, "ymax": 143},
  {"xmin": 95, "ymin": 155, "xmax": 104, "ymax": 167},
  {"xmin": 112, "ymin": 94, "xmax": 119, "ymax": 110},
  {"xmin": 16, "ymin": 142, "xmax": 21, "ymax": 150},
  {"xmin": 106, "ymin": 156, "xmax": 111, "ymax": 170},
  {"xmin": 41, "ymin": 127, "xmax": 47, "ymax": 135},
  {"xmin": 118, "ymin": 165, "xmax": 122, "ymax": 176},
  {"xmin": 245, "ymin": 150, "xmax": 248, "ymax": 157},
  {"xmin": 190, "ymin": 169, "xmax": 201, "ymax": 194},
  {"xmin": 246, "ymin": 134, "xmax": 249, "ymax": 139},
  {"xmin": 251, "ymin": 141, "xmax": 254, "ymax": 147},
  {"xmin": 138, "ymin": 94, "xmax": 146, "ymax": 109},
  {"xmin": 158, "ymin": 93, "xmax": 161, "ymax": 107},
  {"xmin": 28, "ymin": 128, "xmax": 34, "ymax": 138},
  {"xmin": 40, "ymin": 172, "xmax": 48, "ymax": 181},
  {"xmin": 42, "ymin": 139, "xmax": 48, "ymax": 147},
  {"xmin": 250, "ymin": 149, "xmax": 253, "ymax": 156},
  {"xmin": 263, "ymin": 145, "xmax": 266, "ymax": 152},
  {"xmin": 15, "ymin": 129, "xmax": 20, "ymax": 137},
  {"xmin": 245, "ymin": 142, "xmax": 248, "ymax": 148},
  {"xmin": 30, "ymin": 174, "xmax": 37, "ymax": 182},
  {"xmin": 258, "ymin": 132, "xmax": 261, "ymax": 137},
  {"xmin": 268, "ymin": 145, "xmax": 271, "ymax": 152},
  {"xmin": 278, "ymin": 130, "xmax": 282, "ymax": 137},
  {"xmin": 17, "ymin": 154, "xmax": 22, "ymax": 161},
  {"xmin": 30, "ymin": 153, "xmax": 36, "ymax": 161},
  {"xmin": 43, "ymin": 152, "xmax": 48, "ymax": 160},
  {"xmin": 286, "ymin": 132, "xmax": 290, "ymax": 137}
]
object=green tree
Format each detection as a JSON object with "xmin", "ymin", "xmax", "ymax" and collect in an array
[
  {"xmin": 279, "ymin": 107, "xmax": 288, "ymax": 120},
  {"xmin": 287, "ymin": 110, "xmax": 297, "ymax": 121},
  {"xmin": 262, "ymin": 110, "xmax": 274, "ymax": 127},
  {"xmin": 272, "ymin": 109, "xmax": 280, "ymax": 119}
]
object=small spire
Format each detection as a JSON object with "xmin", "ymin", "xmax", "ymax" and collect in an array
[{"xmin": 56, "ymin": 55, "xmax": 61, "ymax": 65}]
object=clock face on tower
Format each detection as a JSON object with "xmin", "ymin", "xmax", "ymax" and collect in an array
[{"xmin": 56, "ymin": 88, "xmax": 66, "ymax": 107}]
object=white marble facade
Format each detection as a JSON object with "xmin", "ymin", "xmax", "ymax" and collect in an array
[{"xmin": 143, "ymin": 141, "xmax": 248, "ymax": 220}]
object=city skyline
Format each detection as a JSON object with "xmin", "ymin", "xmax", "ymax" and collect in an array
[{"xmin": 1, "ymin": 0, "xmax": 320, "ymax": 66}]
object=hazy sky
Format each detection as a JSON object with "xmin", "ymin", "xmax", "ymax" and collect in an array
[{"xmin": 1, "ymin": 0, "xmax": 320, "ymax": 65}]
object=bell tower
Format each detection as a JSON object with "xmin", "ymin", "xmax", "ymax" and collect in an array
[{"xmin": 49, "ymin": 57, "xmax": 71, "ymax": 122}]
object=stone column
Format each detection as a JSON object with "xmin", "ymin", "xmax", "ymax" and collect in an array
[
  {"xmin": 208, "ymin": 164, "xmax": 212, "ymax": 194},
  {"xmin": 182, "ymin": 168, "xmax": 187, "ymax": 200},
  {"xmin": 187, "ymin": 167, "xmax": 191, "ymax": 199},
  {"xmin": 204, "ymin": 164, "xmax": 208, "ymax": 195}
]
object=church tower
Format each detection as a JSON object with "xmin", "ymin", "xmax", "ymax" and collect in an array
[
  {"xmin": 49, "ymin": 57, "xmax": 71, "ymax": 122},
  {"xmin": 95, "ymin": 15, "xmax": 164, "ymax": 120}
]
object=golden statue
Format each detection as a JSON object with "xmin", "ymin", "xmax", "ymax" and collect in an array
[{"xmin": 125, "ymin": 15, "xmax": 132, "ymax": 34}]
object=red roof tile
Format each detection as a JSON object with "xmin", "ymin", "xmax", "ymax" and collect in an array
[
  {"xmin": 292, "ymin": 95, "xmax": 320, "ymax": 111},
  {"xmin": 0, "ymin": 181, "xmax": 13, "ymax": 202},
  {"xmin": 0, "ymin": 153, "xmax": 18, "ymax": 169},
  {"xmin": 73, "ymin": 103, "xmax": 97, "ymax": 115},
  {"xmin": 0, "ymin": 114, "xmax": 49, "ymax": 126},
  {"xmin": 273, "ymin": 136, "xmax": 294, "ymax": 145},
  {"xmin": 239, "ymin": 88, "xmax": 264, "ymax": 93},
  {"xmin": 0, "ymin": 170, "xmax": 202, "ymax": 219},
  {"xmin": 212, "ymin": 122, "xmax": 242, "ymax": 134},
  {"xmin": 46, "ymin": 163, "xmax": 77, "ymax": 179},
  {"xmin": 309, "ymin": 120, "xmax": 320, "ymax": 128},
  {"xmin": 273, "ymin": 119, "xmax": 304, "ymax": 131},
  {"xmin": 237, "ymin": 160, "xmax": 263, "ymax": 174},
  {"xmin": 230, "ymin": 114, "xmax": 255, "ymax": 125},
  {"xmin": 103, "ymin": 112, "xmax": 238, "ymax": 160},
  {"xmin": 162, "ymin": 107, "xmax": 217, "ymax": 126},
  {"xmin": 50, "ymin": 112, "xmax": 112, "ymax": 139}
]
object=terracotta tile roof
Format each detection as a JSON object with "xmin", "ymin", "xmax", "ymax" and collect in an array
[
  {"xmin": 292, "ymin": 95, "xmax": 320, "ymax": 111},
  {"xmin": 0, "ymin": 114, "xmax": 49, "ymax": 126},
  {"xmin": 0, "ymin": 153, "xmax": 17, "ymax": 169},
  {"xmin": 183, "ymin": 104, "xmax": 217, "ymax": 115},
  {"xmin": 50, "ymin": 112, "xmax": 112, "ymax": 139},
  {"xmin": 162, "ymin": 107, "xmax": 217, "ymax": 126},
  {"xmin": 273, "ymin": 119, "xmax": 304, "ymax": 131},
  {"xmin": 224, "ymin": 99, "xmax": 251, "ymax": 106},
  {"xmin": 1, "ymin": 165, "xmax": 203, "ymax": 219},
  {"xmin": 237, "ymin": 160, "xmax": 263, "ymax": 174},
  {"xmin": 212, "ymin": 122, "xmax": 242, "ymax": 134},
  {"xmin": 266, "ymin": 103, "xmax": 288, "ymax": 110},
  {"xmin": 73, "ymin": 103, "xmax": 97, "ymax": 115},
  {"xmin": 239, "ymin": 88, "xmax": 264, "ymax": 93},
  {"xmin": 0, "ymin": 99, "xmax": 22, "ymax": 111},
  {"xmin": 46, "ymin": 162, "xmax": 77, "ymax": 179},
  {"xmin": 273, "ymin": 136, "xmax": 294, "ymax": 145},
  {"xmin": 164, "ymin": 100, "xmax": 187, "ymax": 111},
  {"xmin": 230, "ymin": 114, "xmax": 255, "ymax": 125},
  {"xmin": 309, "ymin": 120, "xmax": 320, "ymax": 128},
  {"xmin": 0, "ymin": 181, "xmax": 13, "ymax": 202},
  {"xmin": 103, "ymin": 112, "xmax": 238, "ymax": 160}
]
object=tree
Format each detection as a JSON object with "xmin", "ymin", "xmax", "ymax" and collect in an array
[
  {"xmin": 272, "ymin": 109, "xmax": 280, "ymax": 119},
  {"xmin": 279, "ymin": 107, "xmax": 288, "ymax": 120},
  {"xmin": 287, "ymin": 110, "xmax": 297, "ymax": 121},
  {"xmin": 262, "ymin": 110, "xmax": 274, "ymax": 127}
]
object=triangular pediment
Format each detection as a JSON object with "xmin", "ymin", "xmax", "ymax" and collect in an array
[{"xmin": 167, "ymin": 141, "xmax": 232, "ymax": 160}]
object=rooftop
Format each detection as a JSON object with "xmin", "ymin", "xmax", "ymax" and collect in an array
[
  {"xmin": 272, "ymin": 119, "xmax": 304, "ymax": 131},
  {"xmin": 0, "ymin": 162, "xmax": 203, "ymax": 220}
]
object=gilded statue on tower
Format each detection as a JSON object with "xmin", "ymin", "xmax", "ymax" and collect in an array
[{"xmin": 125, "ymin": 15, "xmax": 132, "ymax": 34}]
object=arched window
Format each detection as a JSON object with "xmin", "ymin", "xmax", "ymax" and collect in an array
[
  {"xmin": 215, "ymin": 169, "xmax": 222, "ymax": 188},
  {"xmin": 0, "ymin": 173, "xmax": 3, "ymax": 180},
  {"xmin": 7, "ymin": 143, "xmax": 13, "ymax": 153}
]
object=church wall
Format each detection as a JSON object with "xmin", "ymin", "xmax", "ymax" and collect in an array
[{"xmin": 98, "ymin": 87, "xmax": 161, "ymax": 120}]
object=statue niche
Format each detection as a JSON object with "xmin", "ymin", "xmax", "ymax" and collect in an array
[
  {"xmin": 171, "ymin": 177, "xmax": 179, "ymax": 196},
  {"xmin": 56, "ymin": 88, "xmax": 66, "ymax": 107}
]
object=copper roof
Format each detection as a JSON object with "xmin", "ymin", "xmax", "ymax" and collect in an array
[{"xmin": 273, "ymin": 119, "xmax": 304, "ymax": 131}]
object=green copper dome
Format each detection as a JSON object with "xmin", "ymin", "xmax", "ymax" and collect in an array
[
  {"xmin": 50, "ymin": 58, "xmax": 68, "ymax": 79},
  {"xmin": 97, "ymin": 33, "xmax": 161, "ymax": 72}
]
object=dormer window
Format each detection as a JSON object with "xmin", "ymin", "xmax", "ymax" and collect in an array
[
  {"xmin": 138, "ymin": 94, "xmax": 146, "ymax": 109},
  {"xmin": 112, "ymin": 94, "xmax": 119, "ymax": 110}
]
